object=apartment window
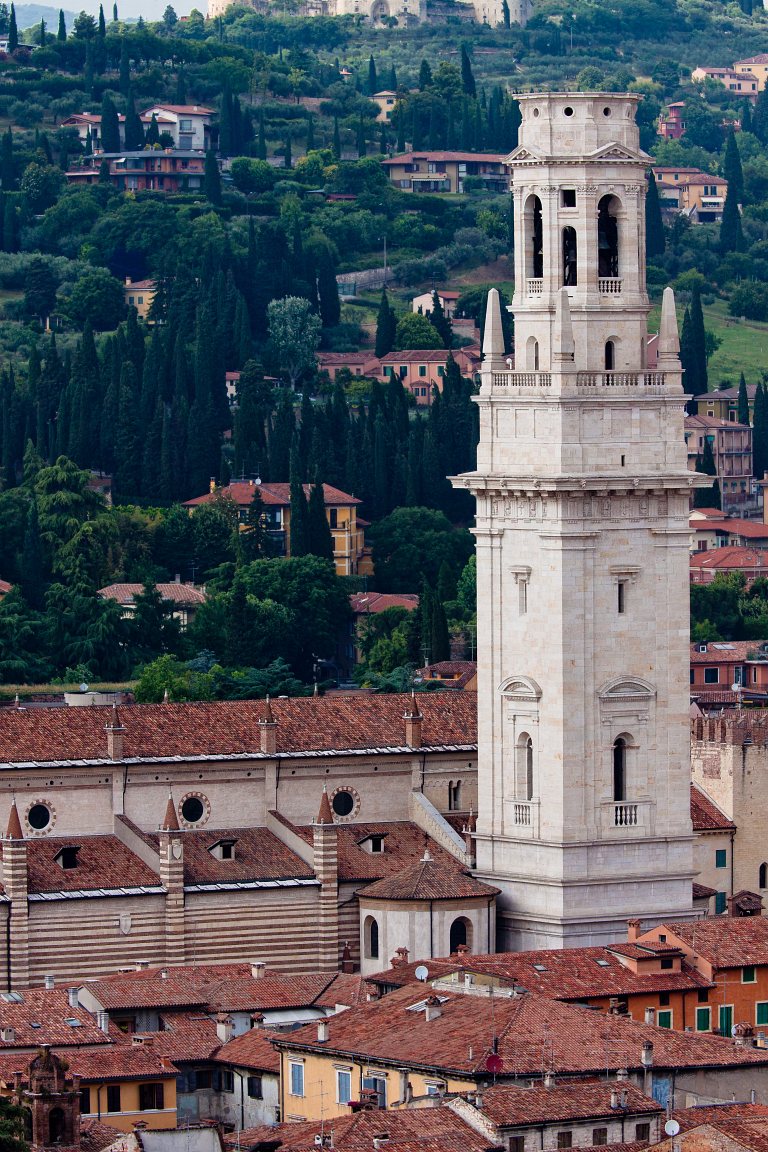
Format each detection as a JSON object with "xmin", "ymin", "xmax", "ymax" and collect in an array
[
  {"xmin": 658, "ymin": 1010, "xmax": 672, "ymax": 1028},
  {"xmin": 128, "ymin": 295, "xmax": 135, "ymax": 305},
  {"xmin": 179, "ymin": 119, "xmax": 193, "ymax": 132},
  {"xmin": 557, "ymin": 1132, "xmax": 573, "ymax": 1149},
  {"xmin": 704, "ymin": 668, "xmax": 719, "ymax": 684},
  {"xmin": 561, "ymin": 189, "xmax": 577, "ymax": 208},
  {"xmin": 80, "ymin": 1086, "xmax": 91, "ymax": 1115},
  {"xmin": 138, "ymin": 1083, "xmax": 164, "ymax": 1111},
  {"xmin": 696, "ymin": 1007, "xmax": 711, "ymax": 1031},
  {"xmin": 617, "ymin": 581, "xmax": 626, "ymax": 614},
  {"xmin": 592, "ymin": 1130, "xmax": 608, "ymax": 1146},
  {"xmin": 716, "ymin": 849, "xmax": 727, "ymax": 869},
  {"xmin": 195, "ymin": 1069, "xmax": 212, "ymax": 1090},
  {"xmin": 289, "ymin": 1062, "xmax": 304, "ymax": 1097},
  {"xmin": 715, "ymin": 892, "xmax": 727, "ymax": 914},
  {"xmin": 105, "ymin": 1085, "xmax": 121, "ymax": 1113},
  {"xmin": 660, "ymin": 957, "xmax": 673, "ymax": 971},
  {"xmin": 743, "ymin": 966, "xmax": 757, "ymax": 984},
  {"xmin": 220, "ymin": 1070, "xmax": 234, "ymax": 1093},
  {"xmin": 336, "ymin": 1070, "xmax": 352, "ymax": 1105},
  {"xmin": 418, "ymin": 365, "xmax": 427, "ymax": 377},
  {"xmin": 756, "ymin": 1002, "xmax": 768, "ymax": 1027},
  {"xmin": 760, "ymin": 863, "xmax": 768, "ymax": 889},
  {"xmin": 448, "ymin": 780, "xmax": 461, "ymax": 811},
  {"xmin": 509, "ymin": 1139, "xmax": 525, "ymax": 1152},
  {"xmin": 659, "ymin": 992, "xmax": 670, "ymax": 1006},
  {"xmin": 698, "ymin": 989, "xmax": 709, "ymax": 1003},
  {"xmin": 362, "ymin": 1076, "xmax": 387, "ymax": 1108},
  {"xmin": 246, "ymin": 1075, "xmax": 262, "ymax": 1099},
  {"xmin": 636, "ymin": 1125, "xmax": 651, "ymax": 1142},
  {"xmin": 720, "ymin": 1005, "xmax": 734, "ymax": 1036},
  {"xmin": 437, "ymin": 365, "xmax": 445, "ymax": 377}
]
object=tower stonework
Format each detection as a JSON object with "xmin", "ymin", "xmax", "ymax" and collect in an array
[{"xmin": 454, "ymin": 92, "xmax": 704, "ymax": 950}]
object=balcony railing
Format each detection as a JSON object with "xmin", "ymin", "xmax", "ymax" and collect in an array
[
  {"xmin": 507, "ymin": 798, "xmax": 540, "ymax": 837},
  {"xmin": 491, "ymin": 372, "xmax": 551, "ymax": 388},
  {"xmin": 527, "ymin": 278, "xmax": 544, "ymax": 294},
  {"xmin": 576, "ymin": 371, "xmax": 666, "ymax": 389},
  {"xmin": 599, "ymin": 278, "xmax": 622, "ymax": 294},
  {"xmin": 613, "ymin": 802, "xmax": 638, "ymax": 827},
  {"xmin": 513, "ymin": 802, "xmax": 532, "ymax": 826},
  {"xmin": 600, "ymin": 798, "xmax": 652, "ymax": 836}
]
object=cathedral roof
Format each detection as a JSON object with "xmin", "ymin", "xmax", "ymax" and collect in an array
[{"xmin": 360, "ymin": 857, "xmax": 498, "ymax": 902}]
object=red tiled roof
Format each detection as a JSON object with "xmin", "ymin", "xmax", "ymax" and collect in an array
[
  {"xmin": 271, "ymin": 984, "xmax": 767, "ymax": 1076},
  {"xmin": 5, "ymin": 835, "xmax": 161, "ymax": 895},
  {"xmin": 690, "ymin": 520, "xmax": 768, "ymax": 538},
  {"xmin": 690, "ymin": 548, "xmax": 768, "ymax": 573},
  {"xmin": 79, "ymin": 1118, "xmax": 130, "ymax": 1152},
  {"xmin": 674, "ymin": 1104, "xmax": 768, "ymax": 1133},
  {"xmin": 0, "ymin": 694, "xmax": 477, "ymax": 765},
  {"xmin": 690, "ymin": 640, "xmax": 767, "ymax": 663},
  {"xmin": 360, "ymin": 857, "xmax": 498, "ymax": 901},
  {"xmin": 0, "ymin": 1045, "xmax": 177, "ymax": 1083},
  {"xmin": 480, "ymin": 1078, "xmax": 662, "ymax": 1126},
  {"xmin": 349, "ymin": 592, "xmax": 419, "ymax": 614},
  {"xmin": 0, "ymin": 580, "xmax": 11, "ymax": 595},
  {"xmin": 312, "ymin": 971, "xmax": 367, "ymax": 1010},
  {"xmin": 124, "ymin": 279, "xmax": 155, "ymax": 291},
  {"xmin": 149, "ymin": 1013, "xmax": 222, "ymax": 1061},
  {"xmin": 214, "ymin": 1026, "xmax": 280, "ymax": 1074},
  {"xmin": 145, "ymin": 825, "xmax": 315, "ymax": 886},
  {"xmin": 382, "ymin": 150, "xmax": 506, "ymax": 164},
  {"xmin": 690, "ymin": 785, "xmax": 735, "ymax": 831},
  {"xmin": 98, "ymin": 583, "xmax": 206, "ymax": 605},
  {"xmin": 367, "ymin": 945, "xmax": 711, "ymax": 1000},
  {"xmin": 222, "ymin": 1107, "xmax": 496, "ymax": 1151},
  {"xmin": 653, "ymin": 917, "xmax": 768, "ymax": 968},
  {"xmin": 291, "ymin": 819, "xmax": 473, "ymax": 884},
  {"xmin": 183, "ymin": 481, "xmax": 361, "ymax": 509},
  {"xmin": 0, "ymin": 988, "xmax": 113, "ymax": 1048},
  {"xmin": 378, "ymin": 351, "xmax": 455, "ymax": 364},
  {"xmin": 693, "ymin": 882, "xmax": 718, "ymax": 899},
  {"xmin": 141, "ymin": 104, "xmax": 215, "ymax": 114}
]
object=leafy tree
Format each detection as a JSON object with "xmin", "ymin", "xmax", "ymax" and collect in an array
[
  {"xmin": 23, "ymin": 258, "xmax": 58, "ymax": 324},
  {"xmin": 267, "ymin": 296, "xmax": 322, "ymax": 389},
  {"xmin": 34, "ymin": 455, "xmax": 104, "ymax": 571},
  {"xmin": 230, "ymin": 157, "xmax": 273, "ymax": 194},
  {"xmin": 645, "ymin": 172, "xmax": 665, "ymax": 259},
  {"xmin": 20, "ymin": 162, "xmax": 63, "ymax": 214},
  {"xmin": 63, "ymin": 268, "xmax": 124, "ymax": 331},
  {"xmin": 72, "ymin": 10, "xmax": 96, "ymax": 37},
  {"xmin": 163, "ymin": 4, "xmax": 177, "ymax": 26},
  {"xmin": 0, "ymin": 587, "xmax": 49, "ymax": 684},
  {"xmin": 395, "ymin": 312, "xmax": 444, "ymax": 351},
  {"xmin": 370, "ymin": 507, "xmax": 474, "ymax": 593},
  {"xmin": 204, "ymin": 150, "xmax": 222, "ymax": 205},
  {"xmin": 375, "ymin": 287, "xmax": 397, "ymax": 358}
]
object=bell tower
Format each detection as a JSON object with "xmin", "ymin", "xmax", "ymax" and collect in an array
[{"xmin": 454, "ymin": 92, "xmax": 704, "ymax": 950}]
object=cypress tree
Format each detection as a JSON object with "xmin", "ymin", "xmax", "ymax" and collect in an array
[
  {"xmin": 375, "ymin": 288, "xmax": 396, "ymax": 358},
  {"xmin": 719, "ymin": 184, "xmax": 745, "ymax": 254},
  {"xmin": 119, "ymin": 38, "xmax": 130, "ymax": 97},
  {"xmin": 256, "ymin": 112, "xmax": 267, "ymax": 160},
  {"xmin": 2, "ymin": 197, "xmax": 16, "ymax": 253},
  {"xmin": 460, "ymin": 44, "xmax": 476, "ymax": 98},
  {"xmin": 431, "ymin": 595, "xmax": 450, "ymax": 663},
  {"xmin": 332, "ymin": 116, "xmax": 341, "ymax": 160},
  {"xmin": 356, "ymin": 115, "xmax": 366, "ymax": 159},
  {"xmin": 397, "ymin": 111, "xmax": 406, "ymax": 153},
  {"xmin": 57, "ymin": 8, "xmax": 66, "ymax": 38},
  {"xmin": 388, "ymin": 64, "xmax": 397, "ymax": 89},
  {"xmin": 738, "ymin": 373, "xmax": 751, "ymax": 425},
  {"xmin": 722, "ymin": 129, "xmax": 744, "ymax": 204},
  {"xmin": 100, "ymin": 93, "xmax": 121, "ymax": 153},
  {"xmin": 220, "ymin": 88, "xmax": 233, "ymax": 156},
  {"xmin": 289, "ymin": 471, "xmax": 309, "ymax": 557},
  {"xmin": 418, "ymin": 59, "xmax": 432, "ymax": 91},
  {"xmin": 754, "ymin": 382, "xmax": 768, "ymax": 479},
  {"xmin": 114, "ymin": 362, "xmax": 142, "ymax": 501},
  {"xmin": 0, "ymin": 127, "xmax": 13, "ymax": 190},
  {"xmin": 284, "ymin": 134, "xmax": 292, "ymax": 170},
  {"xmin": 8, "ymin": 3, "xmax": 17, "ymax": 52},
  {"xmin": 84, "ymin": 126, "xmax": 92, "ymax": 156},
  {"xmin": 379, "ymin": 122, "xmax": 387, "ymax": 154},
  {"xmin": 680, "ymin": 287, "xmax": 708, "ymax": 407},
  {"xmin": 367, "ymin": 54, "xmax": 377, "ymax": 95},
  {"xmin": 645, "ymin": 172, "xmax": 665, "ymax": 258},
  {"xmin": 98, "ymin": 2, "xmax": 105, "ymax": 36},
  {"xmin": 204, "ymin": 150, "xmax": 222, "ymax": 204},
  {"xmin": 754, "ymin": 87, "xmax": 768, "ymax": 145},
  {"xmin": 742, "ymin": 99, "xmax": 753, "ymax": 135},
  {"xmin": 145, "ymin": 113, "xmax": 160, "ymax": 147},
  {"xmin": 307, "ymin": 482, "xmax": 334, "ymax": 561},
  {"xmin": 502, "ymin": 0, "xmax": 510, "ymax": 25},
  {"xmin": 428, "ymin": 290, "xmax": 452, "ymax": 347},
  {"xmin": 306, "ymin": 114, "xmax": 315, "ymax": 152},
  {"xmin": 38, "ymin": 18, "xmax": 45, "ymax": 45},
  {"xmin": 124, "ymin": 95, "xmax": 144, "ymax": 151},
  {"xmin": 113, "ymin": 2, "xmax": 118, "ymax": 17}
]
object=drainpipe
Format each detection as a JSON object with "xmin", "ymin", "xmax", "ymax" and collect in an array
[
  {"xmin": 234, "ymin": 1071, "xmax": 245, "ymax": 1132},
  {"xmin": 5, "ymin": 902, "xmax": 10, "ymax": 992},
  {"xmin": 730, "ymin": 826, "xmax": 735, "ymax": 900},
  {"xmin": 429, "ymin": 900, "xmax": 434, "ymax": 958},
  {"xmin": 97, "ymin": 1084, "xmax": 103, "ymax": 1121}
]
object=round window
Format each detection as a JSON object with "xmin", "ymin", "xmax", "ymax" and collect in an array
[
  {"xmin": 332, "ymin": 790, "xmax": 354, "ymax": 817},
  {"xmin": 533, "ymin": 107, "xmax": 540, "ymax": 117},
  {"xmin": 181, "ymin": 796, "xmax": 205, "ymax": 824},
  {"xmin": 564, "ymin": 106, "xmax": 574, "ymax": 117},
  {"xmin": 603, "ymin": 106, "xmax": 612, "ymax": 117},
  {"xmin": 28, "ymin": 804, "xmax": 51, "ymax": 830}
]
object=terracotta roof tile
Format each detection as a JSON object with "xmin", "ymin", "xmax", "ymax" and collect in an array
[
  {"xmin": 148, "ymin": 1013, "xmax": 222, "ymax": 1061},
  {"xmin": 214, "ymin": 1026, "xmax": 280, "ymax": 1074},
  {"xmin": 273, "ymin": 985, "xmax": 768, "ymax": 1077},
  {"xmin": 690, "ymin": 520, "xmax": 768, "ymax": 539},
  {"xmin": 0, "ymin": 1046, "xmax": 177, "ymax": 1083},
  {"xmin": 151, "ymin": 825, "xmax": 314, "ymax": 885},
  {"xmin": 222, "ymin": 1107, "xmax": 496, "ymax": 1151},
  {"xmin": 183, "ymin": 482, "xmax": 361, "ymax": 509},
  {"xmin": 690, "ymin": 786, "xmax": 735, "ymax": 831},
  {"xmin": 691, "ymin": 640, "xmax": 767, "ymax": 663},
  {"xmin": 349, "ymin": 593, "xmax": 419, "ymax": 614},
  {"xmin": 79, "ymin": 1118, "xmax": 131, "ymax": 1152},
  {"xmin": 312, "ymin": 972, "xmax": 367, "ymax": 1010},
  {"xmin": 98, "ymin": 584, "xmax": 206, "ymax": 606},
  {"xmin": 653, "ymin": 917, "xmax": 768, "ymax": 967},
  {"xmin": 2, "ymin": 835, "xmax": 161, "ymax": 895},
  {"xmin": 690, "ymin": 548, "xmax": 768, "ymax": 573},
  {"xmin": 480, "ymin": 1078, "xmax": 662, "ymax": 1126},
  {"xmin": 292, "ymin": 820, "xmax": 472, "ymax": 884},
  {"xmin": 0, "ymin": 695, "xmax": 476, "ymax": 765},
  {"xmin": 0, "ymin": 988, "xmax": 115, "ymax": 1047},
  {"xmin": 361, "ymin": 857, "xmax": 498, "ymax": 901},
  {"xmin": 382, "ymin": 150, "xmax": 506, "ymax": 163}
]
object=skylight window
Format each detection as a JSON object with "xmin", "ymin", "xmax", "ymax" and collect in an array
[
  {"xmin": 532, "ymin": 964, "xmax": 548, "ymax": 973},
  {"xmin": 1, "ymin": 992, "xmax": 23, "ymax": 1003},
  {"xmin": 595, "ymin": 959, "xmax": 611, "ymax": 967}
]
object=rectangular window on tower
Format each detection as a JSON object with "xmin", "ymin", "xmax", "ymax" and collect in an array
[
  {"xmin": 519, "ymin": 579, "xmax": 528, "ymax": 615},
  {"xmin": 617, "ymin": 581, "xmax": 626, "ymax": 614}
]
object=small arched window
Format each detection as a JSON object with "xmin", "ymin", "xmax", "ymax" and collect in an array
[
  {"xmin": 449, "ymin": 917, "xmax": 472, "ymax": 953},
  {"xmin": 364, "ymin": 915, "xmax": 379, "ymax": 959},
  {"xmin": 760, "ymin": 863, "xmax": 767, "ymax": 890},
  {"xmin": 526, "ymin": 336, "xmax": 539, "ymax": 372},
  {"xmin": 562, "ymin": 226, "xmax": 577, "ymax": 286},
  {"xmin": 598, "ymin": 195, "xmax": 620, "ymax": 278},
  {"xmin": 605, "ymin": 340, "xmax": 615, "ymax": 371},
  {"xmin": 525, "ymin": 194, "xmax": 543, "ymax": 279},
  {"xmin": 517, "ymin": 733, "xmax": 534, "ymax": 801},
  {"xmin": 613, "ymin": 737, "xmax": 627, "ymax": 802}
]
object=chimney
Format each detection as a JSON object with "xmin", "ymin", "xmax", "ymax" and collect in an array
[
  {"xmin": 1, "ymin": 1027, "xmax": 15, "ymax": 1043},
  {"xmin": 424, "ymin": 995, "xmax": 442, "ymax": 1022},
  {"xmin": 105, "ymin": 703, "xmax": 125, "ymax": 761},
  {"xmin": 390, "ymin": 947, "xmax": 409, "ymax": 969},
  {"xmin": 259, "ymin": 696, "xmax": 277, "ymax": 755},
  {"xmin": 627, "ymin": 918, "xmax": 641, "ymax": 943},
  {"xmin": 43, "ymin": 975, "xmax": 54, "ymax": 990},
  {"xmin": 373, "ymin": 1138, "xmax": 390, "ymax": 1151},
  {"xmin": 641, "ymin": 1041, "xmax": 654, "ymax": 1066},
  {"xmin": 97, "ymin": 1010, "xmax": 109, "ymax": 1033},
  {"xmin": 644, "ymin": 1007, "xmax": 656, "ymax": 1026},
  {"xmin": 215, "ymin": 1014, "xmax": 234, "ymax": 1044},
  {"xmin": 616, "ymin": 1068, "xmax": 629, "ymax": 1082},
  {"xmin": 251, "ymin": 961, "xmax": 265, "ymax": 979},
  {"xmin": 67, "ymin": 987, "xmax": 79, "ymax": 1009},
  {"xmin": 13, "ymin": 1071, "xmax": 22, "ymax": 1093},
  {"xmin": 404, "ymin": 691, "xmax": 423, "ymax": 748},
  {"xmin": 317, "ymin": 1019, "xmax": 329, "ymax": 1042},
  {"xmin": 543, "ymin": 1071, "xmax": 555, "ymax": 1088},
  {"xmin": 610, "ymin": 1089, "xmax": 618, "ymax": 1110},
  {"xmin": 341, "ymin": 941, "xmax": 354, "ymax": 974}
]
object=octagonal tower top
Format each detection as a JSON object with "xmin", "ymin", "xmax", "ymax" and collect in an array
[{"xmin": 516, "ymin": 92, "xmax": 643, "ymax": 159}]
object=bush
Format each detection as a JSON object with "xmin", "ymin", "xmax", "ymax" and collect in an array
[{"xmin": 728, "ymin": 282, "xmax": 768, "ymax": 322}]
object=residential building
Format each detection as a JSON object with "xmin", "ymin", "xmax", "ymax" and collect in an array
[
  {"xmin": 316, "ymin": 351, "xmax": 381, "ymax": 381},
  {"xmin": 411, "ymin": 289, "xmax": 460, "ymax": 318},
  {"xmin": 692, "ymin": 66, "xmax": 759, "ymax": 99},
  {"xmin": 638, "ymin": 917, "xmax": 768, "ymax": 1035},
  {"xmin": 0, "ymin": 579, "xmax": 11, "ymax": 599},
  {"xmin": 0, "ymin": 693, "xmax": 479, "ymax": 986},
  {"xmin": 692, "ymin": 711, "xmax": 768, "ymax": 898},
  {"xmin": 271, "ymin": 980, "xmax": 768, "ymax": 1120},
  {"xmin": 735, "ymin": 54, "xmax": 768, "ymax": 91},
  {"xmin": 182, "ymin": 480, "xmax": 370, "ymax": 578},
  {"xmin": 378, "ymin": 347, "xmax": 481, "ymax": 404},
  {"xmin": 658, "ymin": 102, "xmax": 686, "ymax": 140},
  {"xmin": 414, "ymin": 660, "xmax": 478, "ymax": 690},
  {"xmin": 98, "ymin": 583, "xmax": 206, "ymax": 630},
  {"xmin": 381, "ymin": 151, "xmax": 509, "ymax": 194},
  {"xmin": 685, "ymin": 414, "xmax": 754, "ymax": 515},
  {"xmin": 456, "ymin": 92, "xmax": 700, "ymax": 950},
  {"xmin": 689, "ymin": 515, "xmax": 768, "ymax": 551},
  {"xmin": 212, "ymin": 1026, "xmax": 281, "ymax": 1130},
  {"xmin": 123, "ymin": 279, "xmax": 156, "ymax": 322},
  {"xmin": 66, "ymin": 151, "xmax": 205, "ymax": 194},
  {"xmin": 690, "ymin": 546, "xmax": 768, "ymax": 586},
  {"xmin": 60, "ymin": 111, "xmax": 176, "ymax": 150},
  {"xmin": 652, "ymin": 167, "xmax": 729, "ymax": 222},
  {"xmin": 697, "ymin": 381, "xmax": 758, "ymax": 424},
  {"xmin": 348, "ymin": 592, "xmax": 419, "ymax": 669},
  {"xmin": 371, "ymin": 90, "xmax": 398, "ymax": 122},
  {"xmin": 691, "ymin": 639, "xmax": 768, "ymax": 696},
  {"xmin": 689, "ymin": 786, "xmax": 736, "ymax": 913},
  {"xmin": 139, "ymin": 106, "xmax": 215, "ymax": 151}
]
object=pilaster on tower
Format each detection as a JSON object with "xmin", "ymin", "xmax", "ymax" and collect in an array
[{"xmin": 454, "ymin": 92, "xmax": 707, "ymax": 951}]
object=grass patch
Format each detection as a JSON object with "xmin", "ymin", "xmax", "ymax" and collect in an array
[{"xmin": 703, "ymin": 299, "xmax": 768, "ymax": 387}]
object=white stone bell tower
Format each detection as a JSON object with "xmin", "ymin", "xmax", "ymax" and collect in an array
[{"xmin": 453, "ymin": 92, "xmax": 704, "ymax": 950}]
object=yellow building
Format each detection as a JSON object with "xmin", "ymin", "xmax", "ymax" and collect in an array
[
  {"xmin": 183, "ymin": 481, "xmax": 372, "ymax": 578},
  {"xmin": 124, "ymin": 278, "xmax": 156, "ymax": 321},
  {"xmin": 371, "ymin": 90, "xmax": 398, "ymax": 122},
  {"xmin": 691, "ymin": 66, "xmax": 758, "ymax": 99},
  {"xmin": 381, "ymin": 151, "xmax": 509, "ymax": 194},
  {"xmin": 652, "ymin": 167, "xmax": 729, "ymax": 222},
  {"xmin": 734, "ymin": 55, "xmax": 768, "ymax": 91}
]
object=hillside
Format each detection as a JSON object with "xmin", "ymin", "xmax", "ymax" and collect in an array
[{"xmin": 14, "ymin": 4, "xmax": 77, "ymax": 28}]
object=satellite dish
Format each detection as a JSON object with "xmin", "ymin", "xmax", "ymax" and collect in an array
[
  {"xmin": 79, "ymin": 683, "xmax": 89, "ymax": 693},
  {"xmin": 414, "ymin": 965, "xmax": 429, "ymax": 982},
  {"xmin": 485, "ymin": 1053, "xmax": 503, "ymax": 1074},
  {"xmin": 664, "ymin": 1121, "xmax": 680, "ymax": 1137}
]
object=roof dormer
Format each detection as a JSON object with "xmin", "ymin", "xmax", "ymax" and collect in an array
[
  {"xmin": 208, "ymin": 839, "xmax": 237, "ymax": 861},
  {"xmin": 55, "ymin": 846, "xmax": 80, "ymax": 871}
]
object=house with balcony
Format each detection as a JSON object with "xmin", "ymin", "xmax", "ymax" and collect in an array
[
  {"xmin": 692, "ymin": 65, "xmax": 759, "ymax": 100},
  {"xmin": 140, "ymin": 105, "xmax": 214, "ymax": 151},
  {"xmin": 735, "ymin": 54, "xmax": 768, "ymax": 91},
  {"xmin": 61, "ymin": 111, "xmax": 176, "ymax": 150},
  {"xmin": 381, "ymin": 151, "xmax": 508, "ymax": 194},
  {"xmin": 182, "ymin": 481, "xmax": 371, "ymax": 578},
  {"xmin": 652, "ymin": 167, "xmax": 729, "ymax": 222},
  {"xmin": 66, "ymin": 151, "xmax": 205, "ymax": 194},
  {"xmin": 691, "ymin": 640, "xmax": 768, "ymax": 705},
  {"xmin": 685, "ymin": 414, "xmax": 754, "ymax": 514}
]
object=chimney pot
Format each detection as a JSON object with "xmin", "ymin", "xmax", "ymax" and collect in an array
[
  {"xmin": 67, "ymin": 987, "xmax": 79, "ymax": 1009},
  {"xmin": 644, "ymin": 1007, "xmax": 656, "ymax": 1026},
  {"xmin": 251, "ymin": 961, "xmax": 265, "ymax": 979},
  {"xmin": 641, "ymin": 1041, "xmax": 654, "ymax": 1067},
  {"xmin": 317, "ymin": 1019, "xmax": 329, "ymax": 1043},
  {"xmin": 424, "ymin": 996, "xmax": 442, "ymax": 1022},
  {"xmin": 627, "ymin": 918, "xmax": 641, "ymax": 943},
  {"xmin": 97, "ymin": 1011, "xmax": 109, "ymax": 1033},
  {"xmin": 44, "ymin": 975, "xmax": 54, "ymax": 990}
]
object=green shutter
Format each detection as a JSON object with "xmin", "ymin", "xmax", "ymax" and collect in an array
[
  {"xmin": 696, "ymin": 1007, "xmax": 711, "ymax": 1031},
  {"xmin": 757, "ymin": 1002, "xmax": 768, "ymax": 1026}
]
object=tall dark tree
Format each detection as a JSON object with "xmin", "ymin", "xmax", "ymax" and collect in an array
[
  {"xmin": 145, "ymin": 113, "xmax": 160, "ymax": 148},
  {"xmin": 100, "ymin": 93, "xmax": 121, "ymax": 153},
  {"xmin": 742, "ymin": 99, "xmax": 753, "ymax": 135},
  {"xmin": 356, "ymin": 115, "xmax": 366, "ymax": 158},
  {"xmin": 97, "ymin": 2, "xmax": 105, "ymax": 35},
  {"xmin": 114, "ymin": 362, "xmax": 142, "ymax": 501},
  {"xmin": 8, "ymin": 3, "xmax": 17, "ymax": 52},
  {"xmin": 0, "ymin": 127, "xmax": 14, "ymax": 190},
  {"xmin": 680, "ymin": 287, "xmax": 708, "ymax": 408},
  {"xmin": 375, "ymin": 287, "xmax": 397, "ymax": 358},
  {"xmin": 418, "ymin": 59, "xmax": 432, "ymax": 91},
  {"xmin": 460, "ymin": 44, "xmax": 476, "ymax": 98},
  {"xmin": 307, "ymin": 482, "xmax": 334, "ymax": 562},
  {"xmin": 719, "ymin": 183, "xmax": 745, "ymax": 254},
  {"xmin": 738, "ymin": 372, "xmax": 751, "ymax": 426},
  {"xmin": 204, "ymin": 150, "xmax": 222, "ymax": 204},
  {"xmin": 722, "ymin": 129, "xmax": 744, "ymax": 204},
  {"xmin": 332, "ymin": 116, "xmax": 341, "ymax": 160},
  {"xmin": 317, "ymin": 251, "xmax": 340, "ymax": 329},
  {"xmin": 428, "ymin": 290, "xmax": 452, "ymax": 347},
  {"xmin": 289, "ymin": 471, "xmax": 309, "ymax": 557},
  {"xmin": 367, "ymin": 54, "xmax": 377, "ymax": 95},
  {"xmin": 123, "ymin": 95, "xmax": 144, "ymax": 151},
  {"xmin": 119, "ymin": 38, "xmax": 130, "ymax": 96},
  {"xmin": 38, "ymin": 17, "xmax": 45, "ymax": 44},
  {"xmin": 645, "ymin": 172, "xmax": 665, "ymax": 258},
  {"xmin": 754, "ymin": 382, "xmax": 768, "ymax": 480},
  {"xmin": 57, "ymin": 8, "xmax": 66, "ymax": 38}
]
